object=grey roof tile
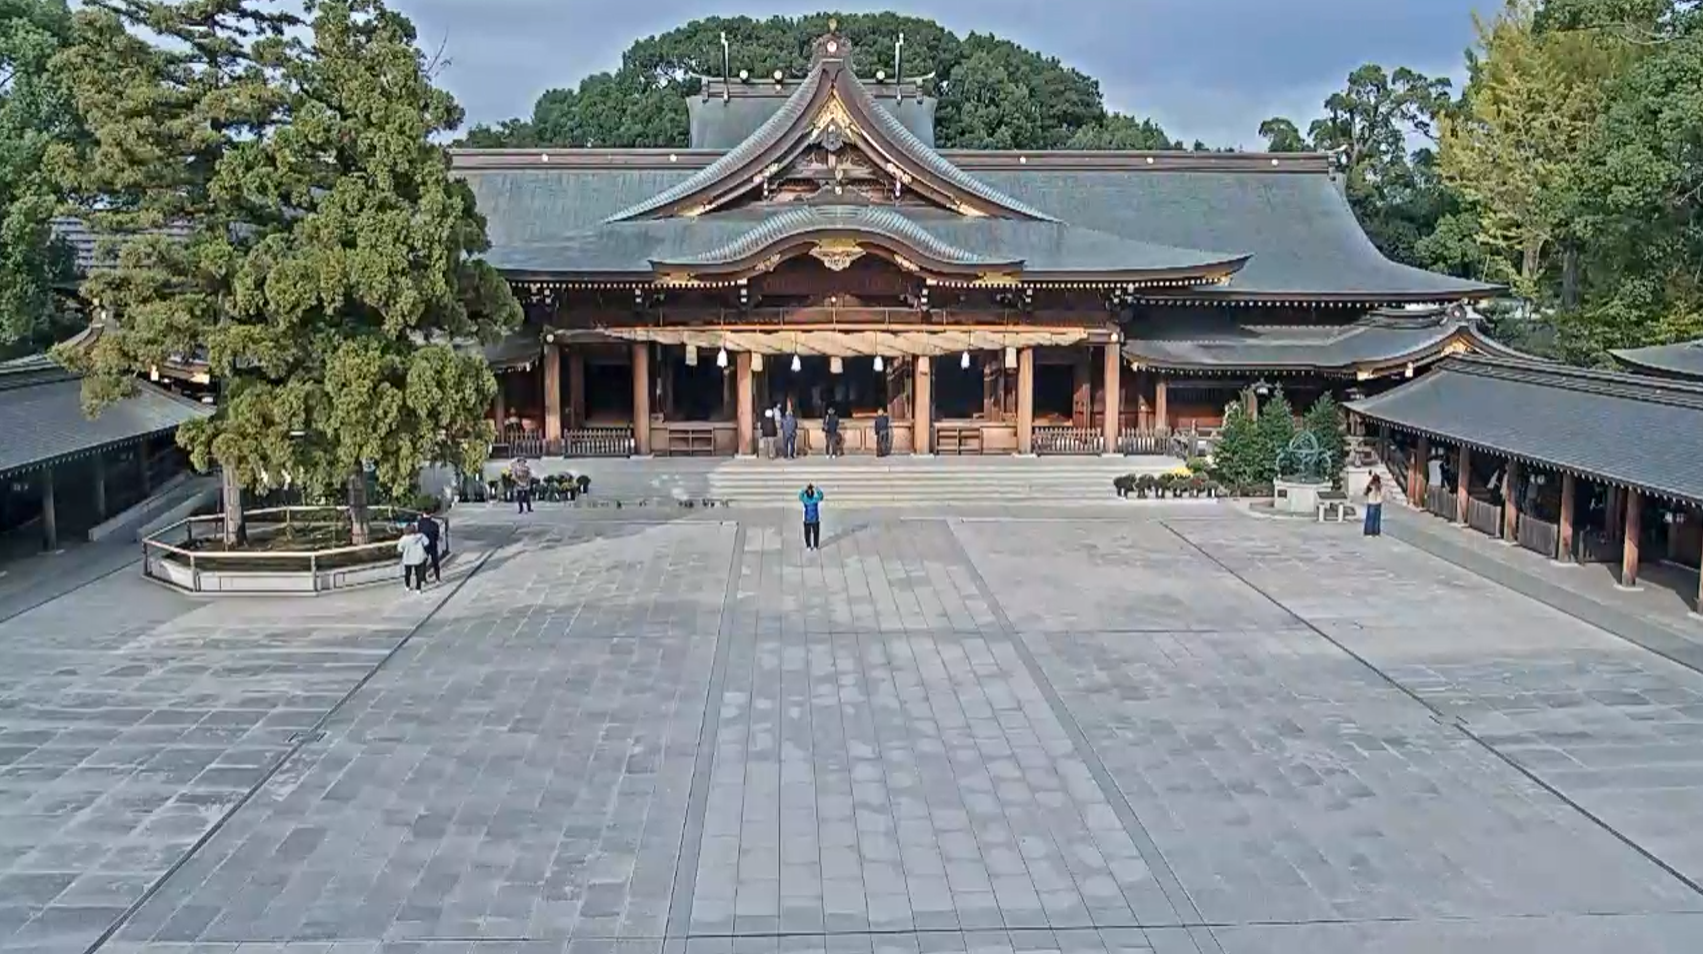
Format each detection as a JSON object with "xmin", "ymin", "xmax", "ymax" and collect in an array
[
  {"xmin": 690, "ymin": 90, "xmax": 936, "ymax": 149},
  {"xmin": 1610, "ymin": 339, "xmax": 1703, "ymax": 380},
  {"xmin": 1350, "ymin": 356, "xmax": 1703, "ymax": 505},
  {"xmin": 0, "ymin": 362, "xmax": 209, "ymax": 476},
  {"xmin": 656, "ymin": 206, "xmax": 1007, "ymax": 267},
  {"xmin": 1123, "ymin": 306, "xmax": 1521, "ymax": 370}
]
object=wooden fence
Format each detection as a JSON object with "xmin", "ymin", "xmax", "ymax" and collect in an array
[
  {"xmin": 1465, "ymin": 496, "xmax": 1503, "ymax": 537},
  {"xmin": 1034, "ymin": 426, "xmax": 1105, "ymax": 455},
  {"xmin": 1424, "ymin": 484, "xmax": 1457, "ymax": 521},
  {"xmin": 1515, "ymin": 513, "xmax": 1560, "ymax": 559}
]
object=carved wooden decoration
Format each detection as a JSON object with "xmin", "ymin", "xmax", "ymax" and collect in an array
[{"xmin": 810, "ymin": 239, "xmax": 866, "ymax": 271}]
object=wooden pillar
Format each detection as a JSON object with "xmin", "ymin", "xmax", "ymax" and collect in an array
[
  {"xmin": 1559, "ymin": 472, "xmax": 1577, "ymax": 561},
  {"xmin": 1016, "ymin": 347, "xmax": 1035, "ymax": 455},
  {"xmin": 1502, "ymin": 459, "xmax": 1522, "ymax": 541},
  {"xmin": 567, "ymin": 349, "xmax": 586, "ymax": 429},
  {"xmin": 543, "ymin": 344, "xmax": 562, "ymax": 446},
  {"xmin": 1135, "ymin": 371, "xmax": 1152, "ymax": 432},
  {"xmin": 1622, "ymin": 488, "xmax": 1642, "ymax": 587},
  {"xmin": 93, "ymin": 452, "xmax": 108, "ymax": 521},
  {"xmin": 1101, "ymin": 343, "xmax": 1121, "ymax": 455},
  {"xmin": 735, "ymin": 352, "xmax": 754, "ymax": 456},
  {"xmin": 492, "ymin": 373, "xmax": 508, "ymax": 432},
  {"xmin": 1455, "ymin": 445, "xmax": 1470, "ymax": 523},
  {"xmin": 40, "ymin": 467, "xmax": 57, "ymax": 551},
  {"xmin": 1072, "ymin": 351, "xmax": 1091, "ymax": 428},
  {"xmin": 1408, "ymin": 435, "xmax": 1429, "ymax": 501},
  {"xmin": 912, "ymin": 355, "xmax": 932, "ymax": 455},
  {"xmin": 631, "ymin": 342, "xmax": 651, "ymax": 456},
  {"xmin": 1154, "ymin": 377, "xmax": 1169, "ymax": 434}
]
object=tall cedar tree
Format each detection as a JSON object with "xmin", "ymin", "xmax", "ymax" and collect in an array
[
  {"xmin": 0, "ymin": 0, "xmax": 79, "ymax": 359},
  {"xmin": 48, "ymin": 0, "xmax": 298, "ymax": 543},
  {"xmin": 258, "ymin": 0, "xmax": 519, "ymax": 541}
]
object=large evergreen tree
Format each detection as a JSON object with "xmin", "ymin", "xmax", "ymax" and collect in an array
[
  {"xmin": 0, "ymin": 0, "xmax": 78, "ymax": 359},
  {"xmin": 50, "ymin": 0, "xmax": 518, "ymax": 545}
]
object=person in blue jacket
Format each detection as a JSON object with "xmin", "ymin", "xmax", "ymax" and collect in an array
[{"xmin": 799, "ymin": 483, "xmax": 824, "ymax": 550}]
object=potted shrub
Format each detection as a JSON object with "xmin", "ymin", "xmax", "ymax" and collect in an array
[
  {"xmin": 1135, "ymin": 473, "xmax": 1157, "ymax": 499},
  {"xmin": 1113, "ymin": 474, "xmax": 1136, "ymax": 498},
  {"xmin": 1187, "ymin": 473, "xmax": 1207, "ymax": 497},
  {"xmin": 576, "ymin": 474, "xmax": 591, "ymax": 495},
  {"xmin": 1156, "ymin": 472, "xmax": 1176, "ymax": 498}
]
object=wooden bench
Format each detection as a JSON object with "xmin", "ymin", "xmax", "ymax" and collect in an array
[
  {"xmin": 1317, "ymin": 491, "xmax": 1351, "ymax": 523},
  {"xmin": 935, "ymin": 425, "xmax": 983, "ymax": 456}
]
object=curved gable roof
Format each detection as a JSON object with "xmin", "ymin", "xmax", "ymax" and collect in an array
[{"xmin": 653, "ymin": 206, "xmax": 1013, "ymax": 270}]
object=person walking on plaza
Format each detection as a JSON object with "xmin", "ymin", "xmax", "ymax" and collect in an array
[
  {"xmin": 781, "ymin": 406, "xmax": 798, "ymax": 459},
  {"xmin": 874, "ymin": 407, "xmax": 891, "ymax": 457},
  {"xmin": 417, "ymin": 511, "xmax": 443, "ymax": 583},
  {"xmin": 823, "ymin": 406, "xmax": 841, "ymax": 458},
  {"xmin": 799, "ymin": 483, "xmax": 825, "ymax": 550},
  {"xmin": 760, "ymin": 407, "xmax": 778, "ymax": 459},
  {"xmin": 512, "ymin": 457, "xmax": 533, "ymax": 513},
  {"xmin": 1363, "ymin": 474, "xmax": 1384, "ymax": 537},
  {"xmin": 396, "ymin": 522, "xmax": 430, "ymax": 592}
]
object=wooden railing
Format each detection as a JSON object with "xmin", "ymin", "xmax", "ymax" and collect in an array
[
  {"xmin": 1118, "ymin": 429, "xmax": 1171, "ymax": 456},
  {"xmin": 1034, "ymin": 425, "xmax": 1104, "ymax": 455},
  {"xmin": 1465, "ymin": 496, "xmax": 1502, "ymax": 537},
  {"xmin": 1424, "ymin": 484, "xmax": 1457, "ymax": 520},
  {"xmin": 1515, "ymin": 513, "xmax": 1560, "ymax": 559},
  {"xmin": 564, "ymin": 427, "xmax": 634, "ymax": 458},
  {"xmin": 497, "ymin": 433, "xmax": 547, "ymax": 459},
  {"xmin": 662, "ymin": 424, "xmax": 717, "ymax": 457},
  {"xmin": 935, "ymin": 424, "xmax": 984, "ymax": 455},
  {"xmin": 1575, "ymin": 528, "xmax": 1620, "ymax": 564}
]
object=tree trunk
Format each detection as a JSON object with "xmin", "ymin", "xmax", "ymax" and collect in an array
[
  {"xmin": 220, "ymin": 467, "xmax": 246, "ymax": 547},
  {"xmin": 347, "ymin": 470, "xmax": 371, "ymax": 546},
  {"xmin": 1561, "ymin": 242, "xmax": 1581, "ymax": 310}
]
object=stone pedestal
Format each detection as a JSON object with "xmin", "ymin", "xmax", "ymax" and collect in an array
[
  {"xmin": 1344, "ymin": 466, "xmax": 1374, "ymax": 500},
  {"xmin": 1274, "ymin": 479, "xmax": 1326, "ymax": 515}
]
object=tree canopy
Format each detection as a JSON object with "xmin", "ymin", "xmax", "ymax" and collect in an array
[
  {"xmin": 51, "ymin": 0, "xmax": 519, "ymax": 541},
  {"xmin": 0, "ymin": 0, "xmax": 78, "ymax": 359},
  {"xmin": 461, "ymin": 13, "xmax": 1188, "ymax": 152}
]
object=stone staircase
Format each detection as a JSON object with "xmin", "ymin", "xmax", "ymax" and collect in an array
[{"xmin": 483, "ymin": 455, "xmax": 1184, "ymax": 507}]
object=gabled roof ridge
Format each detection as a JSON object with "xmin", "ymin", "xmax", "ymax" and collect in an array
[
  {"xmin": 655, "ymin": 205, "xmax": 1012, "ymax": 268},
  {"xmin": 1446, "ymin": 354, "xmax": 1703, "ymax": 410}
]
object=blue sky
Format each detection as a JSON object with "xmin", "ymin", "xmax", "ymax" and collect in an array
[{"xmin": 395, "ymin": 0, "xmax": 1499, "ymax": 148}]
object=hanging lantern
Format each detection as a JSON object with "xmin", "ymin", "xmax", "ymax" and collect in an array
[
  {"xmin": 1004, "ymin": 346, "xmax": 1017, "ymax": 369},
  {"xmin": 830, "ymin": 356, "xmax": 843, "ymax": 375},
  {"xmin": 791, "ymin": 353, "xmax": 802, "ymax": 372},
  {"xmin": 716, "ymin": 347, "xmax": 728, "ymax": 369},
  {"xmin": 873, "ymin": 354, "xmax": 885, "ymax": 372},
  {"xmin": 960, "ymin": 351, "xmax": 971, "ymax": 370},
  {"xmin": 752, "ymin": 352, "xmax": 764, "ymax": 372},
  {"xmin": 685, "ymin": 344, "xmax": 699, "ymax": 367}
]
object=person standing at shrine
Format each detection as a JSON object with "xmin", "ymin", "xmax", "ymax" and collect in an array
[
  {"xmin": 760, "ymin": 407, "xmax": 779, "ymax": 459},
  {"xmin": 823, "ymin": 406, "xmax": 841, "ymax": 458},
  {"xmin": 874, "ymin": 408, "xmax": 892, "ymax": 457},
  {"xmin": 781, "ymin": 406, "xmax": 798, "ymax": 459},
  {"xmin": 1364, "ymin": 474, "xmax": 1384, "ymax": 537},
  {"xmin": 416, "ymin": 510, "xmax": 443, "ymax": 583},
  {"xmin": 511, "ymin": 458, "xmax": 533, "ymax": 513},
  {"xmin": 799, "ymin": 483, "xmax": 824, "ymax": 550}
]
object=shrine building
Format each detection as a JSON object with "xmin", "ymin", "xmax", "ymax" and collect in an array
[{"xmin": 456, "ymin": 26, "xmax": 1508, "ymax": 459}]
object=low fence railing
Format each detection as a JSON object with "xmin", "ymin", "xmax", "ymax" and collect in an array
[
  {"xmin": 141, "ymin": 505, "xmax": 446, "ymax": 594},
  {"xmin": 1515, "ymin": 513, "xmax": 1560, "ymax": 559},
  {"xmin": 496, "ymin": 434, "xmax": 547, "ymax": 459},
  {"xmin": 1118, "ymin": 429, "xmax": 1171, "ymax": 455},
  {"xmin": 1465, "ymin": 496, "xmax": 1502, "ymax": 537},
  {"xmin": 1574, "ymin": 527, "xmax": 1620, "ymax": 563},
  {"xmin": 1423, "ymin": 484, "xmax": 1457, "ymax": 520},
  {"xmin": 1034, "ymin": 425, "xmax": 1104, "ymax": 455},
  {"xmin": 565, "ymin": 426, "xmax": 634, "ymax": 458}
]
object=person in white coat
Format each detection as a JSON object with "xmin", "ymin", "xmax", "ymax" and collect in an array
[{"xmin": 396, "ymin": 522, "xmax": 430, "ymax": 591}]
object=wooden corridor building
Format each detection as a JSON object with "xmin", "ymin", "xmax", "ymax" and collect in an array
[{"xmin": 1350, "ymin": 355, "xmax": 1703, "ymax": 612}]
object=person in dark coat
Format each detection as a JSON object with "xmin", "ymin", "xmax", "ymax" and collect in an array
[
  {"xmin": 823, "ymin": 407, "xmax": 841, "ymax": 458},
  {"xmin": 760, "ymin": 407, "xmax": 779, "ymax": 458},
  {"xmin": 873, "ymin": 408, "xmax": 891, "ymax": 457},
  {"xmin": 781, "ymin": 407, "xmax": 798, "ymax": 459},
  {"xmin": 417, "ymin": 511, "xmax": 443, "ymax": 582}
]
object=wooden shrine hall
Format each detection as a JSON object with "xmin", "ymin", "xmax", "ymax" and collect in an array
[{"xmin": 456, "ymin": 24, "xmax": 1504, "ymax": 459}]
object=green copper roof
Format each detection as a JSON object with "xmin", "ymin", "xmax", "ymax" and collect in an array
[{"xmin": 1122, "ymin": 306, "xmax": 1524, "ymax": 371}]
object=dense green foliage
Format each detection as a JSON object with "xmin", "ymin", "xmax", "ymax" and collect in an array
[
  {"xmin": 50, "ymin": 0, "xmax": 519, "ymax": 541},
  {"xmin": 461, "ymin": 13, "xmax": 1185, "ymax": 152},
  {"xmin": 0, "ymin": 0, "xmax": 77, "ymax": 359},
  {"xmin": 1300, "ymin": 394, "xmax": 1349, "ymax": 486}
]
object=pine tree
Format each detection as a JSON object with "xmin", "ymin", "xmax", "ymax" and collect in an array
[
  {"xmin": 253, "ymin": 0, "xmax": 520, "ymax": 542},
  {"xmin": 1254, "ymin": 387, "xmax": 1297, "ymax": 483},
  {"xmin": 49, "ymin": 0, "xmax": 299, "ymax": 544},
  {"xmin": 1211, "ymin": 401, "xmax": 1262, "ymax": 490},
  {"xmin": 1301, "ymin": 393, "xmax": 1348, "ymax": 487}
]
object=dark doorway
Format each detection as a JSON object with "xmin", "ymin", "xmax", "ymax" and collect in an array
[
  {"xmin": 1035, "ymin": 364, "xmax": 1074, "ymax": 420},
  {"xmin": 585, "ymin": 362, "xmax": 633, "ymax": 422},
  {"xmin": 670, "ymin": 359, "xmax": 730, "ymax": 421},
  {"xmin": 764, "ymin": 356, "xmax": 890, "ymax": 418},
  {"xmin": 934, "ymin": 354, "xmax": 986, "ymax": 419}
]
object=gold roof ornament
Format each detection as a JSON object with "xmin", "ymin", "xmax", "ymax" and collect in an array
[{"xmin": 809, "ymin": 238, "xmax": 865, "ymax": 271}]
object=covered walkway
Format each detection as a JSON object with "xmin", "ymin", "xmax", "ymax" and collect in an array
[
  {"xmin": 1350, "ymin": 355, "xmax": 1703, "ymax": 613},
  {"xmin": 0, "ymin": 355, "xmax": 206, "ymax": 550}
]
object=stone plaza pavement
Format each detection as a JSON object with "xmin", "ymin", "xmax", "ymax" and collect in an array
[{"xmin": 4, "ymin": 507, "xmax": 1703, "ymax": 954}]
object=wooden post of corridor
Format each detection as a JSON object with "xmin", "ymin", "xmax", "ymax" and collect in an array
[
  {"xmin": 1408, "ymin": 436, "xmax": 1429, "ymax": 501},
  {"xmin": 1621, "ymin": 488, "xmax": 1642, "ymax": 588},
  {"xmin": 1455, "ymin": 445, "xmax": 1470, "ymax": 523},
  {"xmin": 631, "ymin": 342, "xmax": 651, "ymax": 456},
  {"xmin": 1558, "ymin": 472, "xmax": 1576, "ymax": 562},
  {"xmin": 735, "ymin": 352, "xmax": 754, "ymax": 456},
  {"xmin": 1016, "ymin": 348, "xmax": 1034, "ymax": 455},
  {"xmin": 1154, "ymin": 378, "xmax": 1169, "ymax": 434},
  {"xmin": 912, "ymin": 355, "xmax": 932, "ymax": 455},
  {"xmin": 1101, "ymin": 344, "xmax": 1121, "ymax": 455},
  {"xmin": 1502, "ymin": 459, "xmax": 1522, "ymax": 541}
]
